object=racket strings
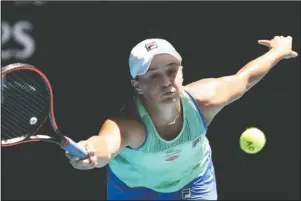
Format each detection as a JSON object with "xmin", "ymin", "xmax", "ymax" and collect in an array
[
  {"xmin": 12, "ymin": 71, "xmax": 49, "ymax": 103},
  {"xmin": 2, "ymin": 100, "xmax": 40, "ymax": 138},
  {"xmin": 1, "ymin": 70, "xmax": 50, "ymax": 143},
  {"xmin": 2, "ymin": 107, "xmax": 31, "ymax": 138},
  {"xmin": 3, "ymin": 73, "xmax": 48, "ymax": 117},
  {"xmin": 4, "ymin": 83, "xmax": 46, "ymax": 114},
  {"xmin": 2, "ymin": 84, "xmax": 33, "ymax": 139}
]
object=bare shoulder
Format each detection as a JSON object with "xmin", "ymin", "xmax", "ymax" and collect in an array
[
  {"xmin": 184, "ymin": 78, "xmax": 219, "ymax": 106},
  {"xmin": 110, "ymin": 97, "xmax": 146, "ymax": 149},
  {"xmin": 184, "ymin": 79, "xmax": 225, "ymax": 126}
]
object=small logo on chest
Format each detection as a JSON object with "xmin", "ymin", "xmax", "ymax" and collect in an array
[
  {"xmin": 164, "ymin": 149, "xmax": 181, "ymax": 162},
  {"xmin": 192, "ymin": 136, "xmax": 201, "ymax": 148},
  {"xmin": 165, "ymin": 155, "xmax": 179, "ymax": 161}
]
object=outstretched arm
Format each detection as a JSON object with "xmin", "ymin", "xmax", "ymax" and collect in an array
[
  {"xmin": 236, "ymin": 36, "xmax": 298, "ymax": 91},
  {"xmin": 185, "ymin": 35, "xmax": 298, "ymax": 125},
  {"xmin": 65, "ymin": 114, "xmax": 145, "ymax": 169},
  {"xmin": 65, "ymin": 119, "xmax": 130, "ymax": 169}
]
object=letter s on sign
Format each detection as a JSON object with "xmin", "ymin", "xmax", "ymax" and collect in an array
[{"xmin": 1, "ymin": 20, "xmax": 35, "ymax": 60}]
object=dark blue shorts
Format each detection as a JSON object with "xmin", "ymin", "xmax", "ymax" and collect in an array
[{"xmin": 107, "ymin": 160, "xmax": 217, "ymax": 200}]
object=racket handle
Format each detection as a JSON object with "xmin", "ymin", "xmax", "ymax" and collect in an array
[{"xmin": 62, "ymin": 137, "xmax": 89, "ymax": 159}]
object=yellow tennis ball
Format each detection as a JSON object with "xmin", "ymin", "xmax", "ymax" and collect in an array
[{"xmin": 240, "ymin": 127, "xmax": 266, "ymax": 154}]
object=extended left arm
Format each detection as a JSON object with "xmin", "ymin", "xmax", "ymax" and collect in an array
[{"xmin": 185, "ymin": 36, "xmax": 298, "ymax": 125}]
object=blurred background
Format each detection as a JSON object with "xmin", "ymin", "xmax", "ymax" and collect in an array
[{"xmin": 1, "ymin": 1, "xmax": 300, "ymax": 200}]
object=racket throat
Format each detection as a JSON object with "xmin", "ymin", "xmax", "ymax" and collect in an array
[{"xmin": 54, "ymin": 129, "xmax": 69, "ymax": 146}]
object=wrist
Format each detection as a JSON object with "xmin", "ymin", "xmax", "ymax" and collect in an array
[{"xmin": 268, "ymin": 49, "xmax": 286, "ymax": 60}]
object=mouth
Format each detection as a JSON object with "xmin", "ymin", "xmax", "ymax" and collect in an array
[{"xmin": 162, "ymin": 91, "xmax": 176, "ymax": 97}]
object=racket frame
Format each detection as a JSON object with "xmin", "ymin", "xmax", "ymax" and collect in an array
[{"xmin": 1, "ymin": 63, "xmax": 88, "ymax": 159}]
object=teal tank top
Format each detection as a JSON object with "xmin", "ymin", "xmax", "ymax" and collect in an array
[{"xmin": 108, "ymin": 90, "xmax": 211, "ymax": 193}]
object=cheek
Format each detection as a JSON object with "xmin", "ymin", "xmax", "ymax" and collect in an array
[
  {"xmin": 143, "ymin": 86, "xmax": 162, "ymax": 101},
  {"xmin": 144, "ymin": 80, "xmax": 159, "ymax": 89},
  {"xmin": 172, "ymin": 75, "xmax": 182, "ymax": 88},
  {"xmin": 143, "ymin": 83, "xmax": 162, "ymax": 97},
  {"xmin": 148, "ymin": 84, "xmax": 161, "ymax": 94},
  {"xmin": 175, "ymin": 72, "xmax": 183, "ymax": 83}
]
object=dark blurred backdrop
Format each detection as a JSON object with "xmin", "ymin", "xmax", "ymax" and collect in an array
[{"xmin": 1, "ymin": 1, "xmax": 300, "ymax": 200}]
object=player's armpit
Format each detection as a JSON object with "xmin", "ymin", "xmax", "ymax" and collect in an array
[
  {"xmin": 185, "ymin": 74, "xmax": 248, "ymax": 106},
  {"xmin": 89, "ymin": 116, "xmax": 145, "ymax": 166},
  {"xmin": 184, "ymin": 74, "xmax": 248, "ymax": 125}
]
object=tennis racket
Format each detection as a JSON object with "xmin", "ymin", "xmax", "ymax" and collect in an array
[{"xmin": 1, "ymin": 63, "xmax": 88, "ymax": 159}]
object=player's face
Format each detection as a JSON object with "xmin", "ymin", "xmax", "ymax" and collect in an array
[{"xmin": 131, "ymin": 54, "xmax": 183, "ymax": 104}]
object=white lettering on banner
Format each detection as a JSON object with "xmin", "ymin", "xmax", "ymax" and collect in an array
[
  {"xmin": 14, "ymin": 1, "xmax": 47, "ymax": 6},
  {"xmin": 1, "ymin": 20, "xmax": 35, "ymax": 60}
]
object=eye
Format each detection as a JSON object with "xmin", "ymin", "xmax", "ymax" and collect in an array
[
  {"xmin": 151, "ymin": 73, "xmax": 159, "ymax": 79},
  {"xmin": 167, "ymin": 69, "xmax": 177, "ymax": 76}
]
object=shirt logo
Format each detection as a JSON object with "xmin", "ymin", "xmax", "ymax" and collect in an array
[
  {"xmin": 192, "ymin": 136, "xmax": 201, "ymax": 148},
  {"xmin": 164, "ymin": 148, "xmax": 181, "ymax": 162},
  {"xmin": 182, "ymin": 188, "xmax": 191, "ymax": 199},
  {"xmin": 165, "ymin": 155, "xmax": 179, "ymax": 161}
]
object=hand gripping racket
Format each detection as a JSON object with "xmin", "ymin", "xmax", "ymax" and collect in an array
[{"xmin": 1, "ymin": 63, "xmax": 88, "ymax": 159}]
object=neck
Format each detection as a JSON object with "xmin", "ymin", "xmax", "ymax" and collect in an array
[{"xmin": 140, "ymin": 96, "xmax": 182, "ymax": 126}]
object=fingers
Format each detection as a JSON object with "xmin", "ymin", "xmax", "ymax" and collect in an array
[
  {"xmin": 259, "ymin": 35, "xmax": 292, "ymax": 45},
  {"xmin": 68, "ymin": 154, "xmax": 97, "ymax": 170},
  {"xmin": 258, "ymin": 40, "xmax": 270, "ymax": 47},
  {"xmin": 282, "ymin": 36, "xmax": 297, "ymax": 58},
  {"xmin": 66, "ymin": 140, "xmax": 98, "ymax": 170},
  {"xmin": 287, "ymin": 35, "xmax": 292, "ymax": 41},
  {"xmin": 82, "ymin": 141, "xmax": 98, "ymax": 165},
  {"xmin": 274, "ymin": 36, "xmax": 281, "ymax": 40},
  {"xmin": 69, "ymin": 159, "xmax": 95, "ymax": 170},
  {"xmin": 258, "ymin": 35, "xmax": 297, "ymax": 58},
  {"xmin": 65, "ymin": 153, "xmax": 80, "ymax": 163}
]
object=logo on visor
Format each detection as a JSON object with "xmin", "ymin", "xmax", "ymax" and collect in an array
[{"xmin": 145, "ymin": 41, "xmax": 158, "ymax": 51}]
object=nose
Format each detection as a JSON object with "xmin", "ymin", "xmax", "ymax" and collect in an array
[{"xmin": 161, "ymin": 75, "xmax": 172, "ymax": 88}]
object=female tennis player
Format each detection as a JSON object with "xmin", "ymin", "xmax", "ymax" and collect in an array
[{"xmin": 66, "ymin": 36, "xmax": 297, "ymax": 200}]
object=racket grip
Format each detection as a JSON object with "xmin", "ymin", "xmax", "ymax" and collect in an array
[{"xmin": 62, "ymin": 137, "xmax": 89, "ymax": 159}]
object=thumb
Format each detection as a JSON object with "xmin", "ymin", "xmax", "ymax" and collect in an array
[
  {"xmin": 290, "ymin": 51, "xmax": 298, "ymax": 58},
  {"xmin": 258, "ymin": 40, "xmax": 271, "ymax": 47},
  {"xmin": 283, "ymin": 51, "xmax": 298, "ymax": 59}
]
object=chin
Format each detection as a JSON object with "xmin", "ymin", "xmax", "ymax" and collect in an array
[{"xmin": 161, "ymin": 97, "xmax": 177, "ymax": 104}]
